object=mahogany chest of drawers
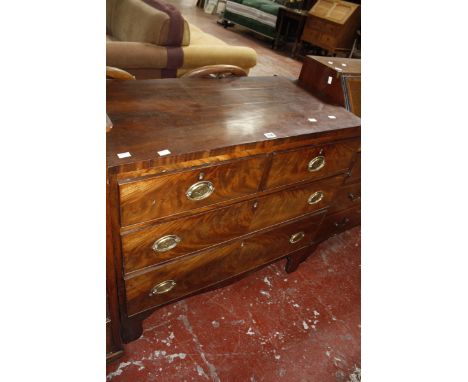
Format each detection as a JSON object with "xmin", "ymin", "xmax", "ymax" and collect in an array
[{"xmin": 106, "ymin": 76, "xmax": 361, "ymax": 359}]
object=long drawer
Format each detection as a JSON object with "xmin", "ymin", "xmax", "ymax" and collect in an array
[
  {"xmin": 265, "ymin": 140, "xmax": 359, "ymax": 190},
  {"xmin": 122, "ymin": 176, "xmax": 342, "ymax": 273},
  {"xmin": 119, "ymin": 156, "xmax": 266, "ymax": 227},
  {"xmin": 251, "ymin": 175, "xmax": 343, "ymax": 230},
  {"xmin": 121, "ymin": 199, "xmax": 257, "ymax": 273},
  {"xmin": 124, "ymin": 212, "xmax": 326, "ymax": 316}
]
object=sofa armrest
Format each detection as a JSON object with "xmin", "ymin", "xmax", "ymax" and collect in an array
[
  {"xmin": 110, "ymin": 0, "xmax": 190, "ymax": 46},
  {"xmin": 106, "ymin": 41, "xmax": 170, "ymax": 69}
]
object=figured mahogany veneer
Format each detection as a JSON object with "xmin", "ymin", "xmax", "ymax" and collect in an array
[
  {"xmin": 265, "ymin": 140, "xmax": 359, "ymax": 189},
  {"xmin": 122, "ymin": 199, "xmax": 258, "ymax": 273},
  {"xmin": 106, "ymin": 76, "xmax": 361, "ymax": 356},
  {"xmin": 125, "ymin": 211, "xmax": 326, "ymax": 316},
  {"xmin": 250, "ymin": 175, "xmax": 343, "ymax": 231},
  {"xmin": 119, "ymin": 156, "xmax": 266, "ymax": 227},
  {"xmin": 122, "ymin": 175, "xmax": 342, "ymax": 274}
]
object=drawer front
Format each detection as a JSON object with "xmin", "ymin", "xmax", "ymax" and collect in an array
[
  {"xmin": 344, "ymin": 151, "xmax": 360, "ymax": 184},
  {"xmin": 328, "ymin": 182, "xmax": 360, "ymax": 214},
  {"xmin": 315, "ymin": 206, "xmax": 361, "ymax": 242},
  {"xmin": 125, "ymin": 212, "xmax": 325, "ymax": 316},
  {"xmin": 251, "ymin": 175, "xmax": 343, "ymax": 231},
  {"xmin": 241, "ymin": 210, "xmax": 326, "ymax": 261},
  {"xmin": 119, "ymin": 156, "xmax": 266, "ymax": 226},
  {"xmin": 265, "ymin": 140, "xmax": 358, "ymax": 190},
  {"xmin": 122, "ymin": 199, "xmax": 257, "ymax": 273},
  {"xmin": 125, "ymin": 241, "xmax": 240, "ymax": 316}
]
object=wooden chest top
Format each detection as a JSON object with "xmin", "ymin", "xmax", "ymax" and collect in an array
[
  {"xmin": 106, "ymin": 76, "xmax": 361, "ymax": 173},
  {"xmin": 306, "ymin": 56, "xmax": 361, "ymax": 75}
]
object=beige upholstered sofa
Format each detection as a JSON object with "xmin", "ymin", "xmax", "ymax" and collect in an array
[{"xmin": 106, "ymin": 0, "xmax": 257, "ymax": 78}]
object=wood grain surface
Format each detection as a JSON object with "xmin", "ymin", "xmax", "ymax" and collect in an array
[
  {"xmin": 124, "ymin": 211, "xmax": 326, "ymax": 316},
  {"xmin": 327, "ymin": 181, "xmax": 361, "ymax": 214},
  {"xmin": 121, "ymin": 199, "xmax": 257, "ymax": 273},
  {"xmin": 344, "ymin": 150, "xmax": 360, "ymax": 184},
  {"xmin": 106, "ymin": 76, "xmax": 361, "ymax": 173},
  {"xmin": 119, "ymin": 156, "xmax": 266, "ymax": 226},
  {"xmin": 265, "ymin": 139, "xmax": 359, "ymax": 189},
  {"xmin": 251, "ymin": 175, "xmax": 344, "ymax": 231}
]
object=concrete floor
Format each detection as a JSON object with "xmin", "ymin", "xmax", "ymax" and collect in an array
[{"xmin": 106, "ymin": 226, "xmax": 361, "ymax": 382}]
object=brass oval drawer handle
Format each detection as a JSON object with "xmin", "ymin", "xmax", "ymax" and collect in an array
[
  {"xmin": 152, "ymin": 235, "xmax": 181, "ymax": 253},
  {"xmin": 307, "ymin": 155, "xmax": 326, "ymax": 172},
  {"xmin": 308, "ymin": 191, "xmax": 324, "ymax": 205},
  {"xmin": 149, "ymin": 280, "xmax": 176, "ymax": 296},
  {"xmin": 289, "ymin": 231, "xmax": 305, "ymax": 244},
  {"xmin": 186, "ymin": 180, "xmax": 215, "ymax": 201}
]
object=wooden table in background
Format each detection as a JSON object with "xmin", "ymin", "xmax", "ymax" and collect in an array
[{"xmin": 274, "ymin": 8, "xmax": 309, "ymax": 57}]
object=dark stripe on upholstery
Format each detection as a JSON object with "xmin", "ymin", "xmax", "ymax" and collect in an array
[
  {"xmin": 161, "ymin": 46, "xmax": 184, "ymax": 78},
  {"xmin": 166, "ymin": 47, "xmax": 184, "ymax": 68},
  {"xmin": 143, "ymin": 0, "xmax": 184, "ymax": 46}
]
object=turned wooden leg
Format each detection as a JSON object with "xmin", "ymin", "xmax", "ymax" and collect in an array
[{"xmin": 285, "ymin": 244, "xmax": 319, "ymax": 273}]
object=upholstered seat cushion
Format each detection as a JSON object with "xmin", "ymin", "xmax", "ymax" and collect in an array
[{"xmin": 179, "ymin": 24, "xmax": 256, "ymax": 76}]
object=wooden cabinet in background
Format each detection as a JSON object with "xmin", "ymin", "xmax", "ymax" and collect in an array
[{"xmin": 301, "ymin": 0, "xmax": 360, "ymax": 53}]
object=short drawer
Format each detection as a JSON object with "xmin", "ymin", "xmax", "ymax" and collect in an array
[
  {"xmin": 124, "ymin": 212, "xmax": 325, "ymax": 316},
  {"xmin": 251, "ymin": 175, "xmax": 344, "ymax": 231},
  {"xmin": 314, "ymin": 206, "xmax": 361, "ymax": 242},
  {"xmin": 121, "ymin": 199, "xmax": 257, "ymax": 273},
  {"xmin": 119, "ymin": 156, "xmax": 266, "ymax": 226},
  {"xmin": 328, "ymin": 182, "xmax": 360, "ymax": 214},
  {"xmin": 265, "ymin": 140, "xmax": 359, "ymax": 190}
]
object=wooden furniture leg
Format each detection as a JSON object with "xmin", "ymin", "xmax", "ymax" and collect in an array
[{"xmin": 285, "ymin": 243, "xmax": 319, "ymax": 273}]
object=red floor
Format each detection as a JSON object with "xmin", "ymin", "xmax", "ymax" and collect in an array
[{"xmin": 106, "ymin": 226, "xmax": 361, "ymax": 382}]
